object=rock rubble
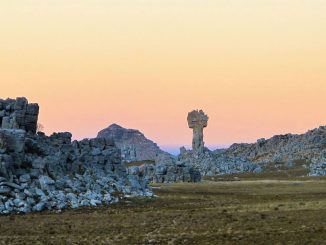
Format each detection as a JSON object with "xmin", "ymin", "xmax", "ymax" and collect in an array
[{"xmin": 0, "ymin": 98, "xmax": 152, "ymax": 214}]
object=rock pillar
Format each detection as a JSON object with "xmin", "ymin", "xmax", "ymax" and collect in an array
[{"xmin": 187, "ymin": 110, "xmax": 208, "ymax": 153}]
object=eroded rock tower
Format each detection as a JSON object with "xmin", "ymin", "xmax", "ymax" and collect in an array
[{"xmin": 187, "ymin": 110, "xmax": 208, "ymax": 153}]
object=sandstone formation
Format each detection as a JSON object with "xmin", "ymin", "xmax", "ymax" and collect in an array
[
  {"xmin": 97, "ymin": 111, "xmax": 326, "ymax": 181},
  {"xmin": 179, "ymin": 110, "xmax": 261, "ymax": 176},
  {"xmin": 177, "ymin": 147, "xmax": 262, "ymax": 176},
  {"xmin": 176, "ymin": 125, "xmax": 326, "ymax": 177},
  {"xmin": 122, "ymin": 109, "xmax": 262, "ymax": 183},
  {"xmin": 0, "ymin": 97, "xmax": 39, "ymax": 134},
  {"xmin": 97, "ymin": 124, "xmax": 164, "ymax": 162},
  {"xmin": 3, "ymin": 95, "xmax": 324, "ymax": 214},
  {"xmin": 218, "ymin": 126, "xmax": 326, "ymax": 175},
  {"xmin": 176, "ymin": 124, "xmax": 326, "ymax": 177},
  {"xmin": 127, "ymin": 153, "xmax": 201, "ymax": 183},
  {"xmin": 187, "ymin": 110, "xmax": 208, "ymax": 153},
  {"xmin": 97, "ymin": 124, "xmax": 202, "ymax": 183},
  {"xmin": 0, "ymin": 98, "xmax": 151, "ymax": 214}
]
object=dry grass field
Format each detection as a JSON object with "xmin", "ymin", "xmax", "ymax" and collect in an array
[{"xmin": 0, "ymin": 176, "xmax": 326, "ymax": 244}]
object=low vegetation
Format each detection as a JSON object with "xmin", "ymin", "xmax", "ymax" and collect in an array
[{"xmin": 0, "ymin": 175, "xmax": 326, "ymax": 244}]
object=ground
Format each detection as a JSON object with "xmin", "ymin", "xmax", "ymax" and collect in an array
[{"xmin": 0, "ymin": 174, "xmax": 326, "ymax": 244}]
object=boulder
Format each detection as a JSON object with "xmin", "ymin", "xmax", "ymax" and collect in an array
[
  {"xmin": 38, "ymin": 175, "xmax": 55, "ymax": 191},
  {"xmin": 19, "ymin": 174, "xmax": 31, "ymax": 183},
  {"xmin": 0, "ymin": 186, "xmax": 11, "ymax": 194},
  {"xmin": 0, "ymin": 129, "xmax": 25, "ymax": 153}
]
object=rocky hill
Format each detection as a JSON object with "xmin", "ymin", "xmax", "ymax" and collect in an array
[
  {"xmin": 0, "ymin": 98, "xmax": 151, "ymax": 215},
  {"xmin": 97, "ymin": 124, "xmax": 166, "ymax": 163},
  {"xmin": 177, "ymin": 126, "xmax": 326, "ymax": 177},
  {"xmin": 218, "ymin": 126, "xmax": 326, "ymax": 174},
  {"xmin": 124, "ymin": 110, "xmax": 326, "ymax": 181},
  {"xmin": 97, "ymin": 124, "xmax": 204, "ymax": 183}
]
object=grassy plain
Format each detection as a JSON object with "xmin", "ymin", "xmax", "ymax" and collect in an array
[{"xmin": 0, "ymin": 175, "xmax": 326, "ymax": 244}]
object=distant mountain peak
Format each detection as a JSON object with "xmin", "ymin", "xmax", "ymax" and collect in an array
[
  {"xmin": 97, "ymin": 124, "xmax": 167, "ymax": 162},
  {"xmin": 108, "ymin": 123, "xmax": 123, "ymax": 129}
]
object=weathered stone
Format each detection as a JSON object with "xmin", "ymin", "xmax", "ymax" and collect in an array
[
  {"xmin": 19, "ymin": 174, "xmax": 31, "ymax": 183},
  {"xmin": 97, "ymin": 124, "xmax": 165, "ymax": 162},
  {"xmin": 91, "ymin": 148, "xmax": 102, "ymax": 156},
  {"xmin": 0, "ymin": 98, "xmax": 39, "ymax": 133},
  {"xmin": 34, "ymin": 188, "xmax": 45, "ymax": 197},
  {"xmin": 187, "ymin": 110, "xmax": 208, "ymax": 153},
  {"xmin": 1, "ymin": 182, "xmax": 23, "ymax": 190},
  {"xmin": 0, "ymin": 177, "xmax": 7, "ymax": 182},
  {"xmin": 1, "ymin": 117, "xmax": 11, "ymax": 129},
  {"xmin": 90, "ymin": 199, "xmax": 101, "ymax": 206},
  {"xmin": 4, "ymin": 199, "xmax": 14, "ymax": 212},
  {"xmin": 309, "ymin": 162, "xmax": 326, "ymax": 176},
  {"xmin": 32, "ymin": 202, "xmax": 46, "ymax": 212},
  {"xmin": 38, "ymin": 175, "xmax": 55, "ymax": 191},
  {"xmin": 0, "ymin": 97, "xmax": 153, "ymax": 214},
  {"xmin": 49, "ymin": 132, "xmax": 72, "ymax": 145},
  {"xmin": 0, "ymin": 129, "xmax": 26, "ymax": 153},
  {"xmin": 0, "ymin": 186, "xmax": 11, "ymax": 194}
]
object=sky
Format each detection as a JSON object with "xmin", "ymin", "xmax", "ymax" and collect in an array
[{"xmin": 1, "ymin": 0, "xmax": 326, "ymax": 153}]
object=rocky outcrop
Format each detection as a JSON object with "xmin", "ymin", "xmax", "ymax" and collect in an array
[
  {"xmin": 183, "ymin": 110, "xmax": 260, "ymax": 177},
  {"xmin": 124, "ymin": 109, "xmax": 261, "ymax": 183},
  {"xmin": 309, "ymin": 162, "xmax": 326, "ymax": 176},
  {"xmin": 97, "ymin": 124, "xmax": 165, "ymax": 163},
  {"xmin": 180, "ymin": 125, "xmax": 326, "ymax": 176},
  {"xmin": 98, "ymin": 124, "xmax": 202, "ymax": 183},
  {"xmin": 127, "ymin": 153, "xmax": 201, "ymax": 183},
  {"xmin": 218, "ymin": 126, "xmax": 326, "ymax": 169},
  {"xmin": 186, "ymin": 126, "xmax": 326, "ymax": 177},
  {"xmin": 188, "ymin": 110, "xmax": 208, "ymax": 153},
  {"xmin": 0, "ymin": 97, "xmax": 39, "ymax": 134},
  {"xmin": 0, "ymin": 98, "xmax": 152, "ymax": 215},
  {"xmin": 177, "ymin": 147, "xmax": 262, "ymax": 176}
]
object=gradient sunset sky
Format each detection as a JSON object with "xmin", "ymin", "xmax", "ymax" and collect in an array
[{"xmin": 1, "ymin": 0, "xmax": 326, "ymax": 152}]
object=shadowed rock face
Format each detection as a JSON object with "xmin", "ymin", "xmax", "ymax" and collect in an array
[
  {"xmin": 0, "ymin": 97, "xmax": 39, "ymax": 134},
  {"xmin": 97, "ymin": 124, "xmax": 164, "ymax": 162},
  {"xmin": 187, "ymin": 110, "xmax": 208, "ymax": 153},
  {"xmin": 0, "ymin": 130, "xmax": 152, "ymax": 214},
  {"xmin": 0, "ymin": 98, "xmax": 152, "ymax": 215}
]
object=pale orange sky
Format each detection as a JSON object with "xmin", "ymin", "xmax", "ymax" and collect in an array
[{"xmin": 1, "ymin": 0, "xmax": 326, "ymax": 151}]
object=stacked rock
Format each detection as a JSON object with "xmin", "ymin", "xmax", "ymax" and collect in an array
[
  {"xmin": 0, "ymin": 97, "xmax": 39, "ymax": 134},
  {"xmin": 309, "ymin": 162, "xmax": 326, "ymax": 176},
  {"xmin": 0, "ymin": 97, "xmax": 152, "ymax": 214},
  {"xmin": 127, "ymin": 152, "xmax": 202, "ymax": 183}
]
